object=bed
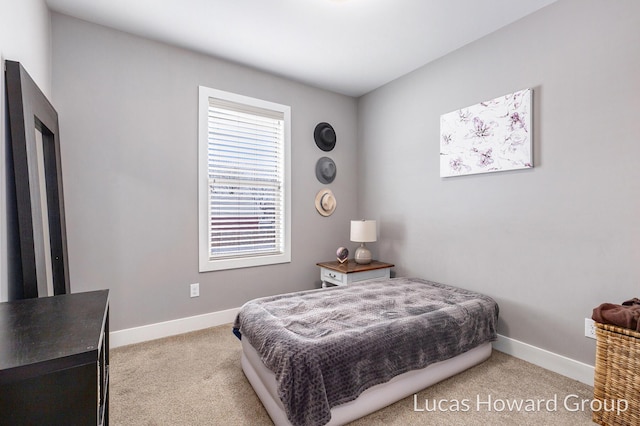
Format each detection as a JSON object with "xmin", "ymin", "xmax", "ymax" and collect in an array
[{"xmin": 233, "ymin": 277, "xmax": 499, "ymax": 426}]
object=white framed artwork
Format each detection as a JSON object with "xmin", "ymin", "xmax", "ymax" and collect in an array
[{"xmin": 440, "ymin": 88, "xmax": 532, "ymax": 177}]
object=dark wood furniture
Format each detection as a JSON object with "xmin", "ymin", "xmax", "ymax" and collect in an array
[{"xmin": 0, "ymin": 290, "xmax": 110, "ymax": 425}]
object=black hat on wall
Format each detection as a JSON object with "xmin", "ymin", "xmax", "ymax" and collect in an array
[{"xmin": 314, "ymin": 122, "xmax": 336, "ymax": 152}]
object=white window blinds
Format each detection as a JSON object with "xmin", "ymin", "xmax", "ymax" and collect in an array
[{"xmin": 199, "ymin": 87, "xmax": 290, "ymax": 271}]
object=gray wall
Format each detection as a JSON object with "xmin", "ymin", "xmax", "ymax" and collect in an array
[
  {"xmin": 27, "ymin": 0, "xmax": 639, "ymax": 366},
  {"xmin": 51, "ymin": 13, "xmax": 358, "ymax": 331},
  {"xmin": 1, "ymin": 0, "xmax": 51, "ymax": 302},
  {"xmin": 357, "ymin": 0, "xmax": 640, "ymax": 365}
]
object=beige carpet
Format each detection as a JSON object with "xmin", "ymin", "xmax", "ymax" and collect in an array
[{"xmin": 110, "ymin": 324, "xmax": 595, "ymax": 425}]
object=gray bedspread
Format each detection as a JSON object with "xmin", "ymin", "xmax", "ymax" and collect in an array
[{"xmin": 233, "ymin": 277, "xmax": 499, "ymax": 426}]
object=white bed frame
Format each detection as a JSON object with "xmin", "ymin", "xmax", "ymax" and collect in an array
[{"xmin": 241, "ymin": 338, "xmax": 492, "ymax": 426}]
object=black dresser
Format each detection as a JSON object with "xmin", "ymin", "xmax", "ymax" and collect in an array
[{"xmin": 0, "ymin": 290, "xmax": 109, "ymax": 425}]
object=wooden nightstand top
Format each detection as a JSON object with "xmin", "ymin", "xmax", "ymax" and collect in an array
[{"xmin": 316, "ymin": 260, "xmax": 394, "ymax": 274}]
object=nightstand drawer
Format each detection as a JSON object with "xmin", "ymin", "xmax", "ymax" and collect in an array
[{"xmin": 321, "ymin": 267, "xmax": 347, "ymax": 286}]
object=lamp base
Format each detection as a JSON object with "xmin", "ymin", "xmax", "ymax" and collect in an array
[{"xmin": 354, "ymin": 243, "xmax": 372, "ymax": 265}]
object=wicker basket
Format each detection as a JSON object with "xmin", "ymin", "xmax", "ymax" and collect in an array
[{"xmin": 593, "ymin": 322, "xmax": 640, "ymax": 425}]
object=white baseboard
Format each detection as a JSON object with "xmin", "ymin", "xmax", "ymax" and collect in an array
[
  {"xmin": 493, "ymin": 334, "xmax": 594, "ymax": 386},
  {"xmin": 110, "ymin": 310, "xmax": 595, "ymax": 387},
  {"xmin": 109, "ymin": 307, "xmax": 241, "ymax": 348}
]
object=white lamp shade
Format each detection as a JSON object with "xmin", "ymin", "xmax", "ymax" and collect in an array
[{"xmin": 350, "ymin": 220, "xmax": 377, "ymax": 243}]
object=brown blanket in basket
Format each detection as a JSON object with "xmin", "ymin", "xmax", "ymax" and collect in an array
[{"xmin": 592, "ymin": 298, "xmax": 640, "ymax": 332}]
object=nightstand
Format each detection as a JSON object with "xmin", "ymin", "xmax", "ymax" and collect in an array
[{"xmin": 316, "ymin": 260, "xmax": 394, "ymax": 288}]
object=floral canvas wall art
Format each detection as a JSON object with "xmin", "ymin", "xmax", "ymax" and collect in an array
[{"xmin": 440, "ymin": 88, "xmax": 532, "ymax": 177}]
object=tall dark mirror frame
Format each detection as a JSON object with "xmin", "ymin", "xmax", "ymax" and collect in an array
[{"xmin": 5, "ymin": 60, "xmax": 70, "ymax": 298}]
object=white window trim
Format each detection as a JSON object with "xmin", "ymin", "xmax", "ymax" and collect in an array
[{"xmin": 198, "ymin": 86, "xmax": 291, "ymax": 272}]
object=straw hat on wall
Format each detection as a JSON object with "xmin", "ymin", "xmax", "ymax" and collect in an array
[{"xmin": 315, "ymin": 188, "xmax": 336, "ymax": 216}]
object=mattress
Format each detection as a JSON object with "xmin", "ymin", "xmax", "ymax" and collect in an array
[
  {"xmin": 233, "ymin": 277, "xmax": 499, "ymax": 426},
  {"xmin": 242, "ymin": 336, "xmax": 492, "ymax": 426}
]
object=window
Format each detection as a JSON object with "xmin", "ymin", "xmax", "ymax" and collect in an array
[{"xmin": 198, "ymin": 86, "xmax": 291, "ymax": 272}]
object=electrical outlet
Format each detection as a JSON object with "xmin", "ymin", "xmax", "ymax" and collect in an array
[
  {"xmin": 190, "ymin": 283, "xmax": 199, "ymax": 298},
  {"xmin": 585, "ymin": 318, "xmax": 596, "ymax": 339}
]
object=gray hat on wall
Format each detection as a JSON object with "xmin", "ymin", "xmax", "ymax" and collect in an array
[
  {"xmin": 314, "ymin": 122, "xmax": 336, "ymax": 151},
  {"xmin": 315, "ymin": 157, "xmax": 336, "ymax": 184}
]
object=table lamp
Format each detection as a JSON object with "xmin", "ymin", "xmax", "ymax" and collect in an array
[{"xmin": 350, "ymin": 220, "xmax": 377, "ymax": 264}]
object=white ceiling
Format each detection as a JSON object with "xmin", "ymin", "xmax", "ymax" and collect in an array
[{"xmin": 45, "ymin": 0, "xmax": 557, "ymax": 97}]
